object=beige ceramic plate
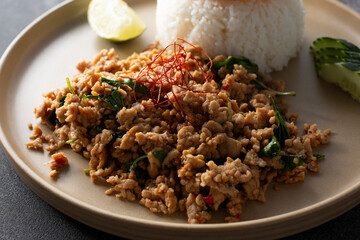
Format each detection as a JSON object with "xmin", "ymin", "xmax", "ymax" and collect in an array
[{"xmin": 0, "ymin": 0, "xmax": 359, "ymax": 239}]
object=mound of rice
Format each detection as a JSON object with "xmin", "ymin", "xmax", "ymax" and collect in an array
[{"xmin": 156, "ymin": 0, "xmax": 305, "ymax": 74}]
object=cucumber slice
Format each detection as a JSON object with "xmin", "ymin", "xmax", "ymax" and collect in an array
[
  {"xmin": 315, "ymin": 48, "xmax": 360, "ymax": 61},
  {"xmin": 317, "ymin": 62, "xmax": 360, "ymax": 101},
  {"xmin": 315, "ymin": 55, "xmax": 360, "ymax": 64},
  {"xmin": 311, "ymin": 37, "xmax": 360, "ymax": 53}
]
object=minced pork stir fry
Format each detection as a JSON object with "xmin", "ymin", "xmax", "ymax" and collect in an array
[{"xmin": 27, "ymin": 41, "xmax": 331, "ymax": 223}]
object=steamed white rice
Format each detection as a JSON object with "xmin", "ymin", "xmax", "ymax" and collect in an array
[{"xmin": 156, "ymin": 0, "xmax": 305, "ymax": 74}]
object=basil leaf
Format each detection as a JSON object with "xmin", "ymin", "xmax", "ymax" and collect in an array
[
  {"xmin": 280, "ymin": 155, "xmax": 304, "ymax": 171},
  {"xmin": 83, "ymin": 89, "xmax": 124, "ymax": 111},
  {"xmin": 123, "ymin": 78, "xmax": 150, "ymax": 95},
  {"xmin": 153, "ymin": 150, "xmax": 167, "ymax": 164},
  {"xmin": 100, "ymin": 77, "xmax": 120, "ymax": 86},
  {"xmin": 271, "ymin": 97, "xmax": 291, "ymax": 147},
  {"xmin": 250, "ymin": 79, "xmax": 296, "ymax": 96},
  {"xmin": 101, "ymin": 76, "xmax": 149, "ymax": 94},
  {"xmin": 261, "ymin": 136, "xmax": 281, "ymax": 157},
  {"xmin": 112, "ymin": 131, "xmax": 126, "ymax": 139},
  {"xmin": 212, "ymin": 56, "xmax": 263, "ymax": 81},
  {"xmin": 48, "ymin": 109, "xmax": 60, "ymax": 126},
  {"xmin": 126, "ymin": 155, "xmax": 149, "ymax": 179},
  {"xmin": 313, "ymin": 153, "xmax": 325, "ymax": 160},
  {"xmin": 59, "ymin": 96, "xmax": 66, "ymax": 107}
]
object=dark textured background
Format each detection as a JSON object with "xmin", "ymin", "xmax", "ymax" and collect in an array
[{"xmin": 0, "ymin": 0, "xmax": 359, "ymax": 239}]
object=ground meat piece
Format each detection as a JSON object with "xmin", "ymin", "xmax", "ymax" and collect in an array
[
  {"xmin": 162, "ymin": 149, "xmax": 181, "ymax": 167},
  {"xmin": 244, "ymin": 149, "xmax": 267, "ymax": 167},
  {"xmin": 277, "ymin": 165, "xmax": 307, "ymax": 184},
  {"xmin": 47, "ymin": 152, "xmax": 69, "ymax": 178},
  {"xmin": 89, "ymin": 130, "xmax": 113, "ymax": 170},
  {"xmin": 242, "ymin": 166, "xmax": 265, "ymax": 202},
  {"xmin": 200, "ymin": 158, "xmax": 252, "ymax": 210},
  {"xmin": 244, "ymin": 107, "xmax": 271, "ymax": 129},
  {"xmin": 26, "ymin": 137, "xmax": 43, "ymax": 150},
  {"xmin": 178, "ymin": 149, "xmax": 205, "ymax": 179},
  {"xmin": 29, "ymin": 125, "xmax": 43, "ymax": 139},
  {"xmin": 106, "ymin": 173, "xmax": 141, "ymax": 201},
  {"xmin": 146, "ymin": 151, "xmax": 161, "ymax": 178},
  {"xmin": 303, "ymin": 123, "xmax": 331, "ymax": 147},
  {"xmin": 177, "ymin": 126, "xmax": 200, "ymax": 151},
  {"xmin": 140, "ymin": 182, "xmax": 177, "ymax": 215},
  {"xmin": 185, "ymin": 193, "xmax": 211, "ymax": 224},
  {"xmin": 136, "ymin": 131, "xmax": 175, "ymax": 153}
]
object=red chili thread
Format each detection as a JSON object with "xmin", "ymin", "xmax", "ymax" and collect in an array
[{"xmin": 130, "ymin": 39, "xmax": 217, "ymax": 120}]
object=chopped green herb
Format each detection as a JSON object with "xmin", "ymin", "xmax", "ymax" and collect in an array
[
  {"xmin": 280, "ymin": 155, "xmax": 304, "ymax": 171},
  {"xmin": 153, "ymin": 150, "xmax": 167, "ymax": 164},
  {"xmin": 129, "ymin": 155, "xmax": 148, "ymax": 171},
  {"xmin": 82, "ymin": 94, "xmax": 101, "ymax": 100},
  {"xmin": 212, "ymin": 56, "xmax": 263, "ymax": 81},
  {"xmin": 261, "ymin": 136, "xmax": 281, "ymax": 157},
  {"xmin": 48, "ymin": 109, "xmax": 60, "ymax": 126},
  {"xmin": 66, "ymin": 77, "xmax": 76, "ymax": 94},
  {"xmin": 126, "ymin": 155, "xmax": 148, "ymax": 179},
  {"xmin": 104, "ymin": 89, "xmax": 124, "ymax": 110},
  {"xmin": 271, "ymin": 97, "xmax": 291, "ymax": 147},
  {"xmin": 101, "ymin": 76, "xmax": 149, "ymax": 94},
  {"xmin": 93, "ymin": 123, "xmax": 105, "ymax": 133},
  {"xmin": 112, "ymin": 131, "xmax": 126, "ymax": 139},
  {"xmin": 59, "ymin": 96, "xmax": 66, "ymax": 107},
  {"xmin": 313, "ymin": 153, "xmax": 325, "ymax": 160},
  {"xmin": 100, "ymin": 77, "xmax": 120, "ymax": 86},
  {"xmin": 82, "ymin": 89, "xmax": 124, "ymax": 110},
  {"xmin": 250, "ymin": 79, "xmax": 296, "ymax": 96},
  {"xmin": 123, "ymin": 78, "xmax": 149, "ymax": 95},
  {"xmin": 66, "ymin": 138, "xmax": 78, "ymax": 144},
  {"xmin": 84, "ymin": 168, "xmax": 96, "ymax": 174}
]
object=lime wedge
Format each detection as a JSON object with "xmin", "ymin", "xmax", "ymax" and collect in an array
[{"xmin": 87, "ymin": 0, "xmax": 146, "ymax": 42}]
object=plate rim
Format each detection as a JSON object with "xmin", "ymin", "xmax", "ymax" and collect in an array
[{"xmin": 0, "ymin": 0, "xmax": 359, "ymax": 239}]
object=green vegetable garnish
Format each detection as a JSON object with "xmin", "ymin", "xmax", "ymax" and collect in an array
[
  {"xmin": 100, "ymin": 77, "xmax": 120, "ymax": 86},
  {"xmin": 66, "ymin": 138, "xmax": 78, "ymax": 144},
  {"xmin": 280, "ymin": 155, "xmax": 304, "ymax": 171},
  {"xmin": 127, "ymin": 155, "xmax": 148, "ymax": 179},
  {"xmin": 311, "ymin": 37, "xmax": 360, "ymax": 102},
  {"xmin": 59, "ymin": 96, "xmax": 66, "ymax": 107},
  {"xmin": 311, "ymin": 37, "xmax": 360, "ymax": 53},
  {"xmin": 93, "ymin": 123, "xmax": 105, "ymax": 133},
  {"xmin": 82, "ymin": 89, "xmax": 124, "ymax": 111},
  {"xmin": 103, "ymin": 89, "xmax": 124, "ymax": 110},
  {"xmin": 153, "ymin": 150, "xmax": 167, "ymax": 164},
  {"xmin": 129, "ymin": 155, "xmax": 148, "ymax": 171},
  {"xmin": 112, "ymin": 131, "xmax": 126, "ymax": 139},
  {"xmin": 82, "ymin": 94, "xmax": 100, "ymax": 100},
  {"xmin": 313, "ymin": 153, "xmax": 325, "ymax": 160},
  {"xmin": 101, "ymin": 77, "xmax": 149, "ymax": 94},
  {"xmin": 212, "ymin": 56, "xmax": 263, "ymax": 81},
  {"xmin": 271, "ymin": 97, "xmax": 291, "ymax": 147},
  {"xmin": 84, "ymin": 168, "xmax": 96, "ymax": 174},
  {"xmin": 48, "ymin": 109, "xmax": 59, "ymax": 126},
  {"xmin": 123, "ymin": 78, "xmax": 149, "ymax": 95},
  {"xmin": 261, "ymin": 136, "xmax": 281, "ymax": 157},
  {"xmin": 66, "ymin": 77, "xmax": 76, "ymax": 95},
  {"xmin": 250, "ymin": 79, "xmax": 296, "ymax": 96}
]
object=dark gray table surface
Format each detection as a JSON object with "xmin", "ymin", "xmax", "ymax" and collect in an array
[{"xmin": 1, "ymin": 0, "xmax": 359, "ymax": 239}]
